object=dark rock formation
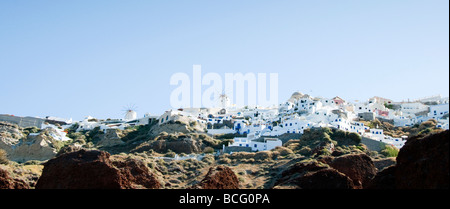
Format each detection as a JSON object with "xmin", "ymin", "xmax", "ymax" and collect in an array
[
  {"xmin": 273, "ymin": 161, "xmax": 354, "ymax": 189},
  {"xmin": 35, "ymin": 149, "xmax": 160, "ymax": 189},
  {"xmin": 327, "ymin": 154, "xmax": 377, "ymax": 189},
  {"xmin": 366, "ymin": 166, "xmax": 396, "ymax": 189},
  {"xmin": 296, "ymin": 168, "xmax": 355, "ymax": 189},
  {"xmin": 368, "ymin": 130, "xmax": 449, "ymax": 189},
  {"xmin": 112, "ymin": 156, "xmax": 161, "ymax": 189},
  {"xmin": 190, "ymin": 165, "xmax": 239, "ymax": 189},
  {"xmin": 132, "ymin": 138, "xmax": 201, "ymax": 154}
]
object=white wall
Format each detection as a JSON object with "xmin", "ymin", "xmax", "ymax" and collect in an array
[{"xmin": 429, "ymin": 104, "xmax": 449, "ymax": 118}]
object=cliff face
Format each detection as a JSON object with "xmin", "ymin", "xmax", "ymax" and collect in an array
[
  {"xmin": 0, "ymin": 123, "xmax": 60, "ymax": 162},
  {"xmin": 148, "ymin": 115, "xmax": 206, "ymax": 137}
]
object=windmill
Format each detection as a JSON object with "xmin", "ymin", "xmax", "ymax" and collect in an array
[
  {"xmin": 122, "ymin": 104, "xmax": 138, "ymax": 121},
  {"xmin": 218, "ymin": 91, "xmax": 231, "ymax": 108}
]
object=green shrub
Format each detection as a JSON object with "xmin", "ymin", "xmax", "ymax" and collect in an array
[
  {"xmin": 218, "ymin": 157, "xmax": 231, "ymax": 164},
  {"xmin": 201, "ymin": 154, "xmax": 215, "ymax": 164},
  {"xmin": 203, "ymin": 147, "xmax": 214, "ymax": 154},
  {"xmin": 164, "ymin": 150, "xmax": 176, "ymax": 158},
  {"xmin": 298, "ymin": 146, "xmax": 312, "ymax": 156},
  {"xmin": 24, "ymin": 160, "xmax": 43, "ymax": 165},
  {"xmin": 380, "ymin": 145, "xmax": 399, "ymax": 157},
  {"xmin": 418, "ymin": 128, "xmax": 433, "ymax": 136},
  {"xmin": 348, "ymin": 132, "xmax": 362, "ymax": 144}
]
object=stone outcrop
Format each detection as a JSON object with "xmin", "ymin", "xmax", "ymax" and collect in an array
[
  {"xmin": 190, "ymin": 165, "xmax": 239, "ymax": 189},
  {"xmin": 96, "ymin": 129, "xmax": 124, "ymax": 148},
  {"xmin": 132, "ymin": 137, "xmax": 202, "ymax": 154},
  {"xmin": 368, "ymin": 130, "xmax": 449, "ymax": 189},
  {"xmin": 148, "ymin": 115, "xmax": 206, "ymax": 137},
  {"xmin": 35, "ymin": 149, "xmax": 161, "ymax": 189},
  {"xmin": 0, "ymin": 123, "xmax": 59, "ymax": 162},
  {"xmin": 273, "ymin": 161, "xmax": 355, "ymax": 189},
  {"xmin": 132, "ymin": 133, "xmax": 220, "ymax": 154},
  {"xmin": 11, "ymin": 132, "xmax": 58, "ymax": 162},
  {"xmin": 327, "ymin": 154, "xmax": 377, "ymax": 189}
]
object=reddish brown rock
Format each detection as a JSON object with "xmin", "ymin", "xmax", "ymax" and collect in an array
[
  {"xmin": 112, "ymin": 156, "xmax": 161, "ymax": 189},
  {"xmin": 296, "ymin": 168, "xmax": 355, "ymax": 189},
  {"xmin": 191, "ymin": 165, "xmax": 239, "ymax": 189},
  {"xmin": 368, "ymin": 130, "xmax": 449, "ymax": 189},
  {"xmin": 273, "ymin": 161, "xmax": 355, "ymax": 189},
  {"xmin": 35, "ymin": 149, "xmax": 160, "ymax": 189},
  {"xmin": 394, "ymin": 130, "xmax": 449, "ymax": 189},
  {"xmin": 327, "ymin": 153, "xmax": 377, "ymax": 189},
  {"xmin": 366, "ymin": 166, "xmax": 396, "ymax": 189},
  {"xmin": 0, "ymin": 168, "xmax": 29, "ymax": 189}
]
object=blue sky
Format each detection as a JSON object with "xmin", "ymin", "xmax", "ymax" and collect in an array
[{"xmin": 0, "ymin": 0, "xmax": 448, "ymax": 121}]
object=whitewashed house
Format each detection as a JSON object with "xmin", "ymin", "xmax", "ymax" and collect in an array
[
  {"xmin": 366, "ymin": 128, "xmax": 384, "ymax": 141},
  {"xmin": 393, "ymin": 116, "xmax": 414, "ymax": 127},
  {"xmin": 436, "ymin": 118, "xmax": 449, "ymax": 130},
  {"xmin": 228, "ymin": 133, "xmax": 282, "ymax": 152},
  {"xmin": 349, "ymin": 121, "xmax": 369, "ymax": 134},
  {"xmin": 428, "ymin": 104, "xmax": 449, "ymax": 119},
  {"xmin": 77, "ymin": 116, "xmax": 102, "ymax": 132},
  {"xmin": 400, "ymin": 102, "xmax": 428, "ymax": 117}
]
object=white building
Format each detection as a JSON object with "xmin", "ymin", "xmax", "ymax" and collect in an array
[
  {"xmin": 428, "ymin": 104, "xmax": 449, "ymax": 119},
  {"xmin": 400, "ymin": 102, "xmax": 428, "ymax": 116},
  {"xmin": 349, "ymin": 121, "xmax": 369, "ymax": 134},
  {"xmin": 228, "ymin": 134, "xmax": 282, "ymax": 152}
]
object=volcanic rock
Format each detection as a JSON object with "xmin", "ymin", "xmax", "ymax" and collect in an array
[
  {"xmin": 273, "ymin": 161, "xmax": 354, "ymax": 189},
  {"xmin": 190, "ymin": 165, "xmax": 239, "ymax": 189},
  {"xmin": 368, "ymin": 130, "xmax": 449, "ymax": 189},
  {"xmin": 35, "ymin": 149, "xmax": 161, "ymax": 189},
  {"xmin": 327, "ymin": 153, "xmax": 377, "ymax": 189}
]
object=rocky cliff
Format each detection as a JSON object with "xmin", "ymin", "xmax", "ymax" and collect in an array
[{"xmin": 0, "ymin": 122, "xmax": 63, "ymax": 162}]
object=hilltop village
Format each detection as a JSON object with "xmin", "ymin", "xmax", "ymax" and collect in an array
[
  {"xmin": 1, "ymin": 91, "xmax": 449, "ymax": 189},
  {"xmin": 2, "ymin": 92, "xmax": 449, "ymax": 152}
]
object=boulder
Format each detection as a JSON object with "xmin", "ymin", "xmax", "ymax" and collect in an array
[
  {"xmin": 368, "ymin": 130, "xmax": 449, "ymax": 189},
  {"xmin": 35, "ymin": 149, "xmax": 161, "ymax": 189},
  {"xmin": 296, "ymin": 168, "xmax": 355, "ymax": 189},
  {"xmin": 366, "ymin": 166, "xmax": 396, "ymax": 189},
  {"xmin": 190, "ymin": 165, "xmax": 239, "ymax": 189},
  {"xmin": 273, "ymin": 161, "xmax": 355, "ymax": 189},
  {"xmin": 394, "ymin": 130, "xmax": 449, "ymax": 189},
  {"xmin": 327, "ymin": 153, "xmax": 377, "ymax": 189}
]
